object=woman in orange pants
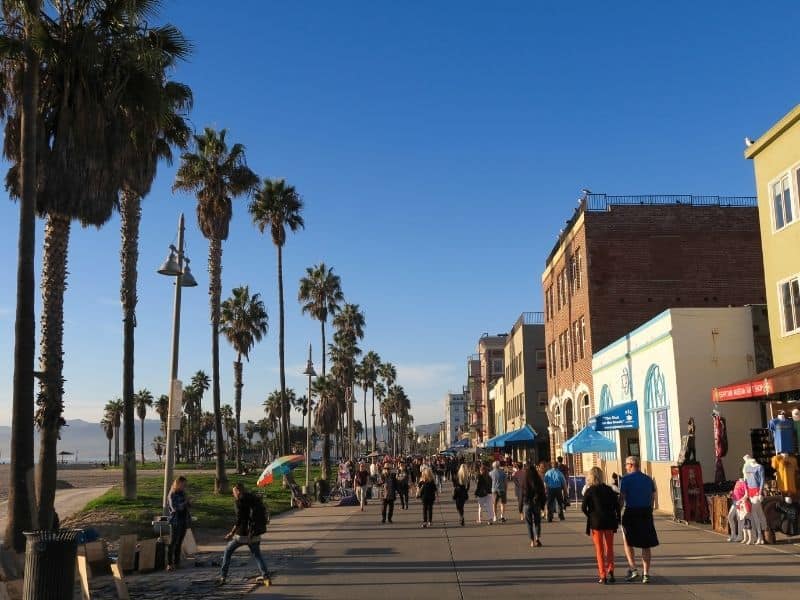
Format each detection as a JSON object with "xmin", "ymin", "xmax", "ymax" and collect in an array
[{"xmin": 581, "ymin": 467, "xmax": 621, "ymax": 584}]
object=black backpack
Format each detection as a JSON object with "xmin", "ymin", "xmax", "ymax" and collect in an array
[{"xmin": 249, "ymin": 493, "xmax": 269, "ymax": 536}]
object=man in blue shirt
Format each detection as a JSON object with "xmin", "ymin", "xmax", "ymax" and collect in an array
[
  {"xmin": 619, "ymin": 455, "xmax": 659, "ymax": 584},
  {"xmin": 543, "ymin": 462, "xmax": 567, "ymax": 522},
  {"xmin": 490, "ymin": 461, "xmax": 508, "ymax": 523}
]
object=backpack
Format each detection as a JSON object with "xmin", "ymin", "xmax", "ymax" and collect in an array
[{"xmin": 249, "ymin": 493, "xmax": 269, "ymax": 536}]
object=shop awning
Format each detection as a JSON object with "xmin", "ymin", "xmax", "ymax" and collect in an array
[
  {"xmin": 563, "ymin": 426, "xmax": 617, "ymax": 454},
  {"xmin": 712, "ymin": 361, "xmax": 800, "ymax": 402},
  {"xmin": 484, "ymin": 431, "xmax": 513, "ymax": 448},
  {"xmin": 503, "ymin": 424, "xmax": 538, "ymax": 446},
  {"xmin": 451, "ymin": 438, "xmax": 471, "ymax": 448},
  {"xmin": 588, "ymin": 401, "xmax": 639, "ymax": 431}
]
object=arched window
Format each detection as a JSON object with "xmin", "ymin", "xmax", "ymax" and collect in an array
[
  {"xmin": 552, "ymin": 404, "xmax": 562, "ymax": 451},
  {"xmin": 598, "ymin": 384, "xmax": 615, "ymax": 461},
  {"xmin": 644, "ymin": 364, "xmax": 670, "ymax": 461},
  {"xmin": 580, "ymin": 394, "xmax": 591, "ymax": 429}
]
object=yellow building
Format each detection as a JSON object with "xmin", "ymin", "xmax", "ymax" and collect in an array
[{"xmin": 745, "ymin": 106, "xmax": 800, "ymax": 370}]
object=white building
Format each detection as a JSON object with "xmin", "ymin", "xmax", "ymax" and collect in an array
[
  {"xmin": 444, "ymin": 392, "xmax": 467, "ymax": 447},
  {"xmin": 591, "ymin": 307, "xmax": 764, "ymax": 511}
]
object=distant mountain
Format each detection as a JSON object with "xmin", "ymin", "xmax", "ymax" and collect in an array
[{"xmin": 0, "ymin": 418, "xmax": 164, "ymax": 463}]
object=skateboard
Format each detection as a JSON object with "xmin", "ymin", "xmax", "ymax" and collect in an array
[{"xmin": 252, "ymin": 574, "xmax": 272, "ymax": 587}]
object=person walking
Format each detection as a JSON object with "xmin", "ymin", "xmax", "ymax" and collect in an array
[
  {"xmin": 453, "ymin": 463, "xmax": 470, "ymax": 526},
  {"xmin": 474, "ymin": 463, "xmax": 494, "ymax": 524},
  {"xmin": 490, "ymin": 461, "xmax": 508, "ymax": 523},
  {"xmin": 544, "ymin": 461, "xmax": 567, "ymax": 522},
  {"xmin": 382, "ymin": 467, "xmax": 397, "ymax": 524},
  {"xmin": 523, "ymin": 463, "xmax": 547, "ymax": 547},
  {"xmin": 512, "ymin": 462, "xmax": 527, "ymax": 521},
  {"xmin": 166, "ymin": 476, "xmax": 191, "ymax": 571},
  {"xmin": 582, "ymin": 467, "xmax": 621, "ymax": 584},
  {"xmin": 216, "ymin": 483, "xmax": 269, "ymax": 586},
  {"xmin": 418, "ymin": 467, "xmax": 438, "ymax": 528},
  {"xmin": 354, "ymin": 462, "xmax": 370, "ymax": 511},
  {"xmin": 396, "ymin": 463, "xmax": 410, "ymax": 510},
  {"xmin": 619, "ymin": 456, "xmax": 659, "ymax": 584}
]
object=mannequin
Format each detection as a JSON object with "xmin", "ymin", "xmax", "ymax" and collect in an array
[
  {"xmin": 771, "ymin": 452, "xmax": 799, "ymax": 494},
  {"xmin": 727, "ymin": 478, "xmax": 747, "ymax": 542},
  {"xmin": 742, "ymin": 455, "xmax": 767, "ymax": 544},
  {"xmin": 768, "ymin": 411, "xmax": 795, "ymax": 454},
  {"xmin": 793, "ymin": 409, "xmax": 800, "ymax": 454}
]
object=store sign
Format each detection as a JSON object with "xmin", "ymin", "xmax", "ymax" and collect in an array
[
  {"xmin": 590, "ymin": 400, "xmax": 639, "ymax": 431},
  {"xmin": 656, "ymin": 409, "xmax": 670, "ymax": 461},
  {"xmin": 713, "ymin": 378, "xmax": 772, "ymax": 402}
]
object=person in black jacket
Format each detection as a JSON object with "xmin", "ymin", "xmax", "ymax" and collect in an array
[
  {"xmin": 382, "ymin": 468, "xmax": 397, "ymax": 523},
  {"xmin": 523, "ymin": 464, "xmax": 547, "ymax": 547},
  {"xmin": 581, "ymin": 467, "xmax": 621, "ymax": 584},
  {"xmin": 418, "ymin": 467, "xmax": 438, "ymax": 527},
  {"xmin": 396, "ymin": 464, "xmax": 410, "ymax": 510},
  {"xmin": 452, "ymin": 464, "xmax": 471, "ymax": 526},
  {"xmin": 166, "ymin": 476, "xmax": 191, "ymax": 570},
  {"xmin": 217, "ymin": 483, "xmax": 269, "ymax": 586}
]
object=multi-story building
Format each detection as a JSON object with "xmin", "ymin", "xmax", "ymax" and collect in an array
[
  {"xmin": 503, "ymin": 312, "xmax": 549, "ymax": 460},
  {"xmin": 489, "ymin": 378, "xmax": 505, "ymax": 437},
  {"xmin": 542, "ymin": 193, "xmax": 766, "ymax": 469},
  {"xmin": 443, "ymin": 392, "xmax": 467, "ymax": 447},
  {"xmin": 466, "ymin": 356, "xmax": 483, "ymax": 445},
  {"xmin": 438, "ymin": 421, "xmax": 447, "ymax": 452},
  {"xmin": 745, "ymin": 106, "xmax": 800, "ymax": 372},
  {"xmin": 478, "ymin": 334, "xmax": 507, "ymax": 439}
]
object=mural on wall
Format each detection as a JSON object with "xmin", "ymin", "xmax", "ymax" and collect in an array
[{"xmin": 645, "ymin": 364, "xmax": 671, "ymax": 462}]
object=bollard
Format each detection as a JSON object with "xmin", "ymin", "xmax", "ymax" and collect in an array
[{"xmin": 22, "ymin": 529, "xmax": 81, "ymax": 600}]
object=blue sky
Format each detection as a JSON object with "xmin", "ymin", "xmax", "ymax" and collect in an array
[{"xmin": 0, "ymin": 1, "xmax": 797, "ymax": 428}]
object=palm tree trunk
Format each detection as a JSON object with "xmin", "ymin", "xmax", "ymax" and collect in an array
[
  {"xmin": 371, "ymin": 388, "xmax": 377, "ymax": 452},
  {"xmin": 7, "ymin": 1, "xmax": 41, "ymax": 550},
  {"xmin": 320, "ymin": 320, "xmax": 326, "ymax": 375},
  {"xmin": 233, "ymin": 357, "xmax": 243, "ymax": 474},
  {"xmin": 120, "ymin": 188, "xmax": 140, "ymax": 499},
  {"xmin": 140, "ymin": 417, "xmax": 146, "ymax": 465},
  {"xmin": 277, "ymin": 245, "xmax": 290, "ymax": 454},
  {"xmin": 36, "ymin": 213, "xmax": 71, "ymax": 530},
  {"xmin": 362, "ymin": 387, "xmax": 368, "ymax": 456},
  {"xmin": 115, "ymin": 426, "xmax": 120, "ymax": 465},
  {"xmin": 321, "ymin": 433, "xmax": 331, "ymax": 481},
  {"xmin": 210, "ymin": 237, "xmax": 228, "ymax": 493},
  {"xmin": 108, "ymin": 437, "xmax": 112, "ymax": 466}
]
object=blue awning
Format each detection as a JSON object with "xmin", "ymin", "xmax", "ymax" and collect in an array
[
  {"xmin": 503, "ymin": 424, "xmax": 538, "ymax": 446},
  {"xmin": 589, "ymin": 400, "xmax": 639, "ymax": 431},
  {"xmin": 563, "ymin": 426, "xmax": 617, "ymax": 454},
  {"xmin": 451, "ymin": 438, "xmax": 471, "ymax": 448},
  {"xmin": 484, "ymin": 430, "xmax": 513, "ymax": 448}
]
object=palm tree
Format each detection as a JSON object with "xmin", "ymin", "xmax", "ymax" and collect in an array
[
  {"xmin": 220, "ymin": 286, "xmax": 268, "ymax": 473},
  {"xmin": 249, "ymin": 178, "xmax": 304, "ymax": 454},
  {"xmin": 173, "ymin": 128, "xmax": 258, "ymax": 493},
  {"xmin": 118, "ymin": 28, "xmax": 192, "ymax": 500},
  {"xmin": 2, "ymin": 0, "xmax": 42, "ymax": 549},
  {"xmin": 263, "ymin": 391, "xmax": 283, "ymax": 449},
  {"xmin": 152, "ymin": 436, "xmax": 165, "ymax": 463},
  {"xmin": 2, "ymin": 0, "xmax": 187, "ymax": 533},
  {"xmin": 377, "ymin": 363, "xmax": 396, "ymax": 450},
  {"xmin": 104, "ymin": 400, "xmax": 124, "ymax": 466},
  {"xmin": 155, "ymin": 394, "xmax": 169, "ymax": 434},
  {"xmin": 373, "ymin": 382, "xmax": 386, "ymax": 450},
  {"xmin": 330, "ymin": 304, "xmax": 364, "ymax": 459},
  {"xmin": 244, "ymin": 420, "xmax": 256, "ymax": 451},
  {"xmin": 312, "ymin": 375, "xmax": 340, "ymax": 480},
  {"xmin": 190, "ymin": 371, "xmax": 210, "ymax": 458},
  {"xmin": 134, "ymin": 389, "xmax": 154, "ymax": 465},
  {"xmin": 220, "ymin": 404, "xmax": 235, "ymax": 455},
  {"xmin": 101, "ymin": 418, "xmax": 114, "ymax": 466},
  {"xmin": 359, "ymin": 351, "xmax": 380, "ymax": 451},
  {"xmin": 298, "ymin": 263, "xmax": 343, "ymax": 376}
]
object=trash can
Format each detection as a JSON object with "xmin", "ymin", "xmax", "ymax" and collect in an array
[
  {"xmin": 22, "ymin": 529, "xmax": 82, "ymax": 600},
  {"xmin": 315, "ymin": 478, "xmax": 330, "ymax": 503}
]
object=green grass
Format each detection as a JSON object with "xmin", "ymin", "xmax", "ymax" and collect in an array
[{"xmin": 76, "ymin": 466, "xmax": 327, "ymax": 536}]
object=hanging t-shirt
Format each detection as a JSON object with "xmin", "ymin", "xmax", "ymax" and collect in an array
[
  {"xmin": 768, "ymin": 417, "xmax": 795, "ymax": 454},
  {"xmin": 771, "ymin": 454, "xmax": 798, "ymax": 494}
]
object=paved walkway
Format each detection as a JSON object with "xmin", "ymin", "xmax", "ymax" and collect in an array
[{"xmin": 250, "ymin": 484, "xmax": 800, "ymax": 600}]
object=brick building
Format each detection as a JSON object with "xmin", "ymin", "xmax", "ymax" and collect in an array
[
  {"xmin": 541, "ymin": 193, "xmax": 766, "ymax": 467},
  {"xmin": 466, "ymin": 334, "xmax": 507, "ymax": 444}
]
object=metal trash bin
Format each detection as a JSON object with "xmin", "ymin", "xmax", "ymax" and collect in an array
[{"xmin": 22, "ymin": 529, "xmax": 82, "ymax": 600}]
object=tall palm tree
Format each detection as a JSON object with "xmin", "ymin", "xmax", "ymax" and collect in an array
[
  {"xmin": 298, "ymin": 263, "xmax": 343, "ymax": 376},
  {"xmin": 104, "ymin": 399, "xmax": 124, "ymax": 466},
  {"xmin": 0, "ymin": 0, "xmax": 174, "ymax": 533},
  {"xmin": 220, "ymin": 404, "xmax": 235, "ymax": 454},
  {"xmin": 359, "ymin": 351, "xmax": 380, "ymax": 451},
  {"xmin": 119, "ymin": 62, "xmax": 191, "ymax": 499},
  {"xmin": 312, "ymin": 375, "xmax": 340, "ymax": 480},
  {"xmin": 263, "ymin": 390, "xmax": 283, "ymax": 450},
  {"xmin": 155, "ymin": 394, "xmax": 169, "ymax": 434},
  {"xmin": 244, "ymin": 420, "xmax": 256, "ymax": 451},
  {"xmin": 189, "ymin": 371, "xmax": 210, "ymax": 461},
  {"xmin": 249, "ymin": 178, "xmax": 304, "ymax": 453},
  {"xmin": 330, "ymin": 304, "xmax": 364, "ymax": 459},
  {"xmin": 101, "ymin": 418, "xmax": 114, "ymax": 467},
  {"xmin": 220, "ymin": 286, "xmax": 268, "ymax": 473},
  {"xmin": 373, "ymin": 382, "xmax": 386, "ymax": 450},
  {"xmin": 173, "ymin": 128, "xmax": 258, "ymax": 493},
  {"xmin": 377, "ymin": 363, "xmax": 396, "ymax": 449},
  {"xmin": 134, "ymin": 389, "xmax": 154, "ymax": 465},
  {"xmin": 2, "ymin": 0, "xmax": 42, "ymax": 549}
]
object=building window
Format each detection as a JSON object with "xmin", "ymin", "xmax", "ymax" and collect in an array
[
  {"xmin": 579, "ymin": 316, "xmax": 587, "ymax": 359},
  {"xmin": 598, "ymin": 384, "xmax": 615, "ymax": 461},
  {"xmin": 779, "ymin": 275, "xmax": 800, "ymax": 334},
  {"xmin": 644, "ymin": 364, "xmax": 671, "ymax": 462},
  {"xmin": 772, "ymin": 174, "xmax": 795, "ymax": 231},
  {"xmin": 580, "ymin": 394, "xmax": 591, "ymax": 428},
  {"xmin": 536, "ymin": 349, "xmax": 546, "ymax": 369},
  {"xmin": 537, "ymin": 390, "xmax": 547, "ymax": 409},
  {"xmin": 492, "ymin": 358, "xmax": 503, "ymax": 375}
]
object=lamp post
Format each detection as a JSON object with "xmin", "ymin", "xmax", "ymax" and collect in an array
[
  {"xmin": 303, "ymin": 344, "xmax": 316, "ymax": 495},
  {"xmin": 158, "ymin": 213, "xmax": 197, "ymax": 511}
]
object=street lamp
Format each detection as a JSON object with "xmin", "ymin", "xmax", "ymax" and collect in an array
[
  {"xmin": 303, "ymin": 344, "xmax": 316, "ymax": 495},
  {"xmin": 159, "ymin": 213, "xmax": 196, "ymax": 512}
]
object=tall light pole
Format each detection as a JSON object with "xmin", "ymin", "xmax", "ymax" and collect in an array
[
  {"xmin": 158, "ymin": 213, "xmax": 197, "ymax": 511},
  {"xmin": 303, "ymin": 344, "xmax": 316, "ymax": 495}
]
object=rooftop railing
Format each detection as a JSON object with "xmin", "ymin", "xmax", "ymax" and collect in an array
[
  {"xmin": 515, "ymin": 311, "xmax": 545, "ymax": 328},
  {"xmin": 585, "ymin": 193, "xmax": 757, "ymax": 211}
]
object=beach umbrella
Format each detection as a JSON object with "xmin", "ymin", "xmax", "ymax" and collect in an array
[{"xmin": 257, "ymin": 454, "xmax": 305, "ymax": 487}]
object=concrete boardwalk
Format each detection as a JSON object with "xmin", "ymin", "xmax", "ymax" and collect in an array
[{"xmin": 252, "ymin": 484, "xmax": 800, "ymax": 600}]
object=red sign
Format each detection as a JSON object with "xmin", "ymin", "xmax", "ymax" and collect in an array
[{"xmin": 712, "ymin": 378, "xmax": 772, "ymax": 402}]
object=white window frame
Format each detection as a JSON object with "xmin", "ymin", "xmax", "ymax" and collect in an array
[
  {"xmin": 777, "ymin": 273, "xmax": 800, "ymax": 336},
  {"xmin": 768, "ymin": 165, "xmax": 800, "ymax": 233}
]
